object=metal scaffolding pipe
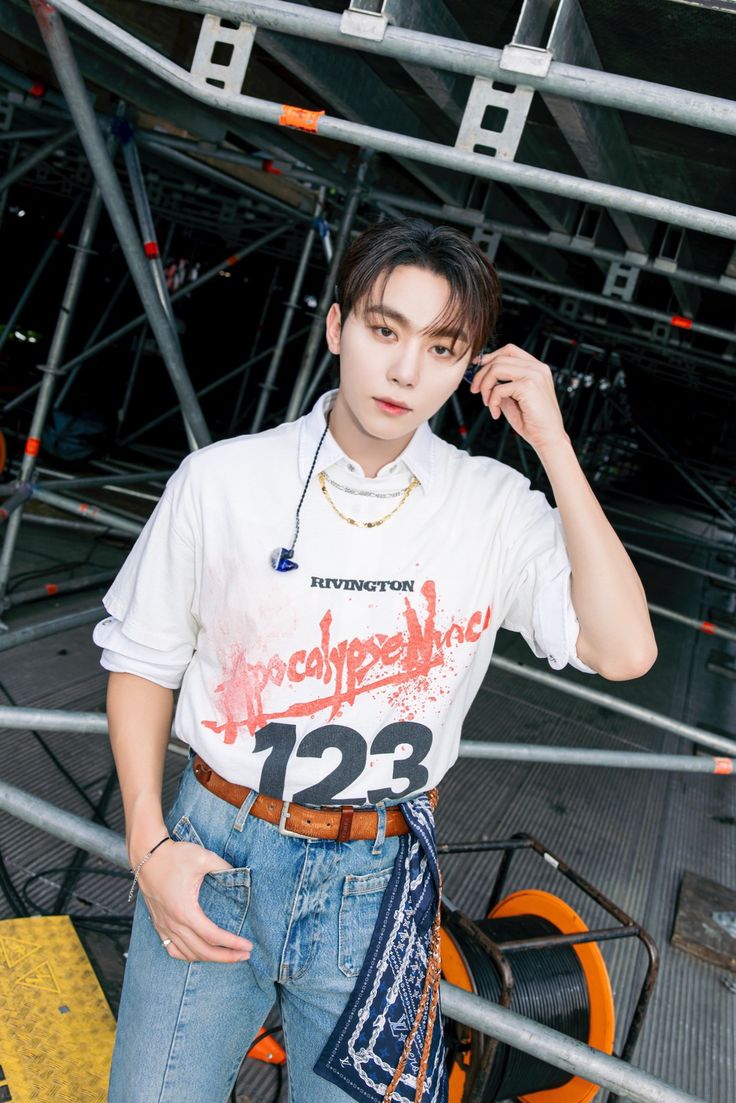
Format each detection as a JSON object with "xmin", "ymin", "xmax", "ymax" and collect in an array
[
  {"xmin": 1, "ymin": 701, "xmax": 733, "ymax": 779},
  {"xmin": 490, "ymin": 655, "xmax": 736, "ymax": 757},
  {"xmin": 146, "ymin": 0, "xmax": 736, "ymax": 141},
  {"xmin": 457, "ymin": 741, "xmax": 733, "ymax": 775},
  {"xmin": 49, "ymin": 224, "xmax": 291, "ymax": 387},
  {"xmin": 50, "ymin": 0, "xmax": 736, "ymax": 241},
  {"xmin": 0, "ymin": 705, "xmax": 107, "ymax": 733},
  {"xmin": 144, "ymin": 138, "xmax": 315, "ymax": 225},
  {"xmin": 648, "ymin": 602, "xmax": 736, "ymax": 643},
  {"xmin": 19, "ymin": 512, "xmax": 113, "ymax": 536},
  {"xmin": 0, "ymin": 702, "xmax": 730, "ymax": 776},
  {"xmin": 368, "ymin": 189, "xmax": 736, "ymax": 298},
  {"xmin": 0, "ymin": 126, "xmax": 62, "ymax": 142},
  {"xmin": 499, "ymin": 270, "xmax": 736, "ymax": 346},
  {"xmin": 604, "ymin": 506, "xmax": 734, "ymax": 552},
  {"xmin": 120, "ymin": 323, "xmax": 310, "ymax": 444},
  {"xmin": 0, "ymin": 126, "xmax": 76, "ymax": 194},
  {"xmin": 0, "ymin": 606, "xmax": 103, "ymax": 651},
  {"xmin": 30, "ymin": 0, "xmax": 212, "ymax": 450},
  {"xmin": 286, "ymin": 149, "xmax": 372, "ymax": 422},
  {"xmin": 0, "ymin": 197, "xmax": 82, "ymax": 360},
  {"xmin": 31, "ymin": 487, "xmax": 144, "ymax": 536},
  {"xmin": 623, "ymin": 543, "xmax": 736, "ymax": 587},
  {"xmin": 439, "ymin": 983, "xmax": 706, "ymax": 1103},
  {"xmin": 0, "ymin": 771, "xmax": 709, "ymax": 1103},
  {"xmin": 0, "ymin": 776, "xmax": 128, "ymax": 866},
  {"xmin": 251, "ymin": 188, "xmax": 325, "ymax": 432},
  {"xmin": 52, "ymin": 270, "xmax": 133, "ymax": 410},
  {"xmin": 3, "ymin": 568, "xmax": 118, "ymax": 609},
  {"xmin": 34, "ymin": 470, "xmax": 173, "ymax": 491},
  {"xmin": 0, "ymin": 178, "xmax": 106, "ymax": 607}
]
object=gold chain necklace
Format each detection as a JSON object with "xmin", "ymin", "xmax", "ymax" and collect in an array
[{"xmin": 318, "ymin": 471, "xmax": 419, "ymax": 528}]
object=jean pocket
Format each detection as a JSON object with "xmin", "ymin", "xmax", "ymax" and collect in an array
[
  {"xmin": 338, "ymin": 867, "xmax": 394, "ymax": 978},
  {"xmin": 171, "ymin": 815, "xmax": 252, "ymax": 936}
]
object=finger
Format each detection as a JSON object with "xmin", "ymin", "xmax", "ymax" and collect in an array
[
  {"xmin": 185, "ymin": 904, "xmax": 254, "ymax": 953},
  {"xmin": 470, "ymin": 358, "xmax": 529, "ymax": 393},
  {"xmin": 487, "ymin": 381, "xmax": 518, "ymax": 419},
  {"xmin": 164, "ymin": 941, "xmax": 187, "ymax": 961},
  {"xmin": 170, "ymin": 921, "xmax": 253, "ymax": 964}
]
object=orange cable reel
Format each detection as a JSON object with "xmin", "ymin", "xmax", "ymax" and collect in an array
[{"xmin": 440, "ymin": 890, "xmax": 615, "ymax": 1103}]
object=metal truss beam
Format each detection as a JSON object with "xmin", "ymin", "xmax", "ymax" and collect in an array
[
  {"xmin": 47, "ymin": 0, "xmax": 736, "ymax": 241},
  {"xmin": 498, "ymin": 270, "xmax": 736, "ymax": 345},
  {"xmin": 369, "ymin": 189, "xmax": 736, "ymax": 298},
  {"xmin": 0, "ymin": 0, "xmax": 348, "ymax": 190},
  {"xmin": 146, "ymin": 0, "xmax": 736, "ymax": 138},
  {"xmin": 253, "ymin": 6, "xmax": 467, "ymax": 206}
]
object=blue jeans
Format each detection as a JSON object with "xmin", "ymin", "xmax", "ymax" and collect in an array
[{"xmin": 108, "ymin": 755, "xmax": 400, "ymax": 1102}]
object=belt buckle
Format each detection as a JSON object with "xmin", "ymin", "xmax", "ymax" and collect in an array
[{"xmin": 278, "ymin": 800, "xmax": 312, "ymax": 839}]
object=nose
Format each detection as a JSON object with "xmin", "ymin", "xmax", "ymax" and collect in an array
[{"xmin": 389, "ymin": 340, "xmax": 422, "ymax": 388}]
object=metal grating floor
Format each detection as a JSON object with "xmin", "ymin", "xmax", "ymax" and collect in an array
[{"xmin": 1, "ymin": 497, "xmax": 734, "ymax": 1103}]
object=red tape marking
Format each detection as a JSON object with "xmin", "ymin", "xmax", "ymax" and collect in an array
[
  {"xmin": 25, "ymin": 437, "xmax": 41, "ymax": 456},
  {"xmin": 262, "ymin": 159, "xmax": 282, "ymax": 175},
  {"xmin": 701, "ymin": 621, "xmax": 717, "ymax": 635},
  {"xmin": 45, "ymin": 583, "xmax": 59, "ymax": 595},
  {"xmin": 713, "ymin": 758, "xmax": 734, "ymax": 775},
  {"xmin": 278, "ymin": 105, "xmax": 325, "ymax": 133},
  {"xmin": 144, "ymin": 241, "xmax": 159, "ymax": 258},
  {"xmin": 671, "ymin": 315, "xmax": 693, "ymax": 329}
]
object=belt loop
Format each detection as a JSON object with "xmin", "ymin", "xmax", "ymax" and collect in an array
[
  {"xmin": 372, "ymin": 803, "xmax": 387, "ymax": 855},
  {"xmin": 233, "ymin": 788, "xmax": 259, "ymax": 832}
]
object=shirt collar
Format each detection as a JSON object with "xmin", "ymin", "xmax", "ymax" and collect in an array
[{"xmin": 298, "ymin": 390, "xmax": 435, "ymax": 491}]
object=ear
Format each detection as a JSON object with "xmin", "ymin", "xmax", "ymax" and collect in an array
[{"xmin": 325, "ymin": 302, "xmax": 342, "ymax": 355}]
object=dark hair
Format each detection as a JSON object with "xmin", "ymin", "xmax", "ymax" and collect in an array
[{"xmin": 335, "ymin": 218, "xmax": 502, "ymax": 357}]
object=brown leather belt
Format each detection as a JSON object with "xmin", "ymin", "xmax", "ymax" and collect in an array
[{"xmin": 191, "ymin": 755, "xmax": 433, "ymax": 842}]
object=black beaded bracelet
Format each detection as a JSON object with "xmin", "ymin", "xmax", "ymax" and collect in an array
[{"xmin": 128, "ymin": 833, "xmax": 171, "ymax": 902}]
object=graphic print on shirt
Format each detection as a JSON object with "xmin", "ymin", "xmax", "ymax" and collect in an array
[{"xmin": 199, "ymin": 580, "xmax": 492, "ymax": 801}]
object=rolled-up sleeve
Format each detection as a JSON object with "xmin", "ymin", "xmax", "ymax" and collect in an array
[
  {"xmin": 500, "ymin": 480, "xmax": 596, "ymax": 674},
  {"xmin": 93, "ymin": 456, "xmax": 200, "ymax": 679},
  {"xmin": 93, "ymin": 615, "xmax": 192, "ymax": 689}
]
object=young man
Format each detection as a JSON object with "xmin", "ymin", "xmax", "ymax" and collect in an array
[{"xmin": 94, "ymin": 219, "xmax": 656, "ymax": 1103}]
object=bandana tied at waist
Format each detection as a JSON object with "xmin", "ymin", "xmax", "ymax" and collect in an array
[{"xmin": 315, "ymin": 793, "xmax": 447, "ymax": 1102}]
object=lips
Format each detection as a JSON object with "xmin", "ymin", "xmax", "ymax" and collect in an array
[{"xmin": 374, "ymin": 396, "xmax": 411, "ymax": 414}]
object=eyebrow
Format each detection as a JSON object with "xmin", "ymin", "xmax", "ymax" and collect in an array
[{"xmin": 362, "ymin": 302, "xmax": 468, "ymax": 346}]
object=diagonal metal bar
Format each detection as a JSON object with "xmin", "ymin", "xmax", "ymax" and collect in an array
[
  {"xmin": 489, "ymin": 655, "xmax": 736, "ymax": 757},
  {"xmin": 0, "ymin": 176, "xmax": 107, "ymax": 608},
  {"xmin": 285, "ymin": 149, "xmax": 372, "ymax": 421},
  {"xmin": 119, "ymin": 323, "xmax": 310, "ymax": 443},
  {"xmin": 30, "ymin": 0, "xmax": 212, "ymax": 450},
  {"xmin": 0, "ymin": 126, "xmax": 76, "ymax": 193},
  {"xmin": 0, "ymin": 194, "xmax": 82, "ymax": 358},
  {"xmin": 143, "ymin": 138, "xmax": 316, "ymax": 224}
]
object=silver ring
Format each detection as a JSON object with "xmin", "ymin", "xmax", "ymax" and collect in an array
[{"xmin": 161, "ymin": 938, "xmax": 173, "ymax": 948}]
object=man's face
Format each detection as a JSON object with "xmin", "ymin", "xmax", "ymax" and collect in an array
[{"xmin": 326, "ymin": 264, "xmax": 473, "ymax": 451}]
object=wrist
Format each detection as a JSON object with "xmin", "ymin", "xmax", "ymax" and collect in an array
[
  {"xmin": 127, "ymin": 819, "xmax": 169, "ymax": 868},
  {"xmin": 535, "ymin": 431, "xmax": 576, "ymax": 466}
]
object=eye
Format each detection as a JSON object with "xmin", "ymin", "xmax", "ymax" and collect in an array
[
  {"xmin": 374, "ymin": 325, "xmax": 395, "ymax": 339},
  {"xmin": 432, "ymin": 344, "xmax": 453, "ymax": 357}
]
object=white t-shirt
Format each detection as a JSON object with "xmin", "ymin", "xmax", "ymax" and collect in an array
[{"xmin": 93, "ymin": 391, "xmax": 594, "ymax": 805}]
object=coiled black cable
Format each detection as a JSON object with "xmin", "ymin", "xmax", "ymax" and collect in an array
[{"xmin": 448, "ymin": 914, "xmax": 590, "ymax": 1101}]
